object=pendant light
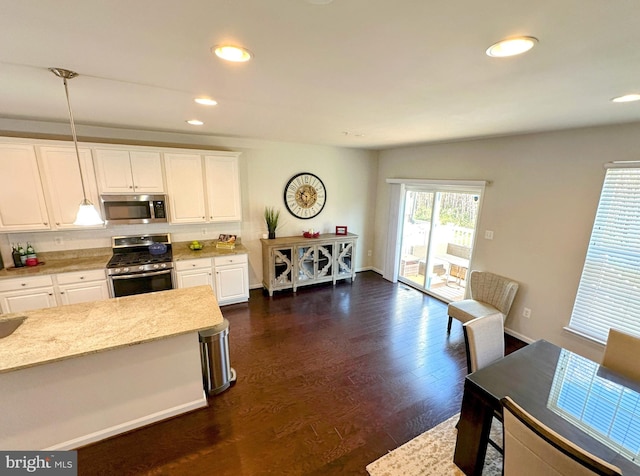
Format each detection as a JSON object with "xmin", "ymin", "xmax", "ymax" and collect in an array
[{"xmin": 50, "ymin": 67, "xmax": 104, "ymax": 226}]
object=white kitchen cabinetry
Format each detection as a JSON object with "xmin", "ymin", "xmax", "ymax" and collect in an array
[
  {"xmin": 0, "ymin": 144, "xmax": 50, "ymax": 232},
  {"xmin": 94, "ymin": 149, "xmax": 164, "ymax": 194},
  {"xmin": 175, "ymin": 258, "xmax": 213, "ymax": 289},
  {"xmin": 38, "ymin": 146, "xmax": 102, "ymax": 230},
  {"xmin": 164, "ymin": 153, "xmax": 207, "ymax": 224},
  {"xmin": 214, "ymin": 254, "xmax": 249, "ymax": 305},
  {"xmin": 164, "ymin": 152, "xmax": 241, "ymax": 224},
  {"xmin": 57, "ymin": 269, "xmax": 110, "ymax": 305},
  {"xmin": 0, "ymin": 276, "xmax": 57, "ymax": 314},
  {"xmin": 205, "ymin": 153, "xmax": 242, "ymax": 222}
]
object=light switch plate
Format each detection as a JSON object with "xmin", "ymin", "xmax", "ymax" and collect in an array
[{"xmin": 484, "ymin": 230, "xmax": 494, "ymax": 240}]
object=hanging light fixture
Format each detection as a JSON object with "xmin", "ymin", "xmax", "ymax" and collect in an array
[{"xmin": 50, "ymin": 68, "xmax": 104, "ymax": 226}]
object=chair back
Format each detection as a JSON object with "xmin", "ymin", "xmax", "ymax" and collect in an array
[
  {"xmin": 469, "ymin": 271, "xmax": 519, "ymax": 316},
  {"xmin": 501, "ymin": 396, "xmax": 622, "ymax": 476},
  {"xmin": 602, "ymin": 328, "xmax": 640, "ymax": 383},
  {"xmin": 463, "ymin": 313, "xmax": 504, "ymax": 373}
]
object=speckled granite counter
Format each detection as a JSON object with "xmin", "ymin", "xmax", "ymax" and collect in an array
[
  {"xmin": 0, "ymin": 242, "xmax": 247, "ymax": 279},
  {"xmin": 0, "ymin": 285, "xmax": 222, "ymax": 374},
  {"xmin": 171, "ymin": 240, "xmax": 247, "ymax": 261},
  {"xmin": 0, "ymin": 247, "xmax": 112, "ymax": 279}
]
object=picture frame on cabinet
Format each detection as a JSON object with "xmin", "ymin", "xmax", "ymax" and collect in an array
[{"xmin": 335, "ymin": 226, "xmax": 348, "ymax": 235}]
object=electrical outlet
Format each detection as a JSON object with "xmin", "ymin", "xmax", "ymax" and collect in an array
[
  {"xmin": 522, "ymin": 307, "xmax": 532, "ymax": 319},
  {"xmin": 367, "ymin": 250, "xmax": 372, "ymax": 257},
  {"xmin": 484, "ymin": 230, "xmax": 494, "ymax": 240},
  {"xmin": 201, "ymin": 228, "xmax": 207, "ymax": 235},
  {"xmin": 54, "ymin": 236, "xmax": 63, "ymax": 246}
]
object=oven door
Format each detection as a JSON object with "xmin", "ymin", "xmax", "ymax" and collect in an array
[{"xmin": 110, "ymin": 269, "xmax": 173, "ymax": 297}]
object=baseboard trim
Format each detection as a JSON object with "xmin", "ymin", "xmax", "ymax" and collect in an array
[
  {"xmin": 46, "ymin": 397, "xmax": 208, "ymax": 450},
  {"xmin": 504, "ymin": 327, "xmax": 535, "ymax": 344}
]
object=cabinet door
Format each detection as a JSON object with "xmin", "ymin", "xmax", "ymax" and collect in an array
[
  {"xmin": 0, "ymin": 287, "xmax": 57, "ymax": 314},
  {"xmin": 58, "ymin": 281, "xmax": 110, "ymax": 305},
  {"xmin": 164, "ymin": 153, "xmax": 206, "ymax": 223},
  {"xmin": 38, "ymin": 146, "xmax": 101, "ymax": 229},
  {"xmin": 94, "ymin": 149, "xmax": 134, "ymax": 193},
  {"xmin": 215, "ymin": 265, "xmax": 249, "ymax": 305},
  {"xmin": 336, "ymin": 241, "xmax": 355, "ymax": 278},
  {"xmin": 204, "ymin": 154, "xmax": 241, "ymax": 222},
  {"xmin": 0, "ymin": 144, "xmax": 50, "ymax": 231},
  {"xmin": 130, "ymin": 151, "xmax": 164, "ymax": 193},
  {"xmin": 176, "ymin": 269, "xmax": 213, "ymax": 289}
]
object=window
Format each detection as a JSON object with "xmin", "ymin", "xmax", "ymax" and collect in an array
[{"xmin": 568, "ymin": 164, "xmax": 640, "ymax": 343}]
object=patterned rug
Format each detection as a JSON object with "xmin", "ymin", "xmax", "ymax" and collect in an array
[{"xmin": 366, "ymin": 414, "xmax": 503, "ymax": 476}]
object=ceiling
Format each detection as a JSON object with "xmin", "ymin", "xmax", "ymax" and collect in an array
[{"xmin": 1, "ymin": 0, "xmax": 639, "ymax": 150}]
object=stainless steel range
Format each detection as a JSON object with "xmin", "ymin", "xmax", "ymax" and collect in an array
[{"xmin": 107, "ymin": 234, "xmax": 174, "ymax": 297}]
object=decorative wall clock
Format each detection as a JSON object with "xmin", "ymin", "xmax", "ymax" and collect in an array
[{"xmin": 284, "ymin": 172, "xmax": 326, "ymax": 219}]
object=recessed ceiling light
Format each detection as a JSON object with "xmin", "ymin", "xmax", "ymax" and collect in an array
[
  {"xmin": 486, "ymin": 37, "xmax": 538, "ymax": 57},
  {"xmin": 213, "ymin": 45, "xmax": 252, "ymax": 62},
  {"xmin": 186, "ymin": 119, "xmax": 204, "ymax": 126},
  {"xmin": 195, "ymin": 97, "xmax": 218, "ymax": 106},
  {"xmin": 611, "ymin": 94, "xmax": 640, "ymax": 103}
]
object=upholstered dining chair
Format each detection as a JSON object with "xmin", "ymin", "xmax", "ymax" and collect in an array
[
  {"xmin": 462, "ymin": 313, "xmax": 505, "ymax": 374},
  {"xmin": 501, "ymin": 396, "xmax": 622, "ymax": 476},
  {"xmin": 602, "ymin": 328, "xmax": 640, "ymax": 382},
  {"xmin": 447, "ymin": 270, "xmax": 519, "ymax": 333},
  {"xmin": 463, "ymin": 313, "xmax": 505, "ymax": 453}
]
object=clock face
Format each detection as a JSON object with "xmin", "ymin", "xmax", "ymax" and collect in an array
[{"xmin": 284, "ymin": 172, "xmax": 327, "ymax": 219}]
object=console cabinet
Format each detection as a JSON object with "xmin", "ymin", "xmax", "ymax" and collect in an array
[{"xmin": 261, "ymin": 233, "xmax": 357, "ymax": 296}]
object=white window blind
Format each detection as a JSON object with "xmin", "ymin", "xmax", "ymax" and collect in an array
[{"xmin": 568, "ymin": 164, "xmax": 640, "ymax": 343}]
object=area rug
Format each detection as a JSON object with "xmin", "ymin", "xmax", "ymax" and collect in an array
[{"xmin": 366, "ymin": 414, "xmax": 502, "ymax": 476}]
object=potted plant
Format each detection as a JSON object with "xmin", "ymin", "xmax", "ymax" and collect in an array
[{"xmin": 264, "ymin": 206, "xmax": 280, "ymax": 239}]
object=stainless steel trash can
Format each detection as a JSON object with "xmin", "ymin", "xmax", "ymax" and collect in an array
[{"xmin": 199, "ymin": 319, "xmax": 236, "ymax": 395}]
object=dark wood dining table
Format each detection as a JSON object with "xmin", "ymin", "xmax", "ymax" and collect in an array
[{"xmin": 453, "ymin": 339, "xmax": 640, "ymax": 475}]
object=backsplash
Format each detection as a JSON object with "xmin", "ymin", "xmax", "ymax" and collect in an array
[{"xmin": 0, "ymin": 222, "xmax": 241, "ymax": 267}]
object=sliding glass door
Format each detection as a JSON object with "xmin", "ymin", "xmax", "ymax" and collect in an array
[{"xmin": 398, "ymin": 187, "xmax": 480, "ymax": 302}]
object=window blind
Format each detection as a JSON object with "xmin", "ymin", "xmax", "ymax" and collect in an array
[{"xmin": 568, "ymin": 165, "xmax": 640, "ymax": 343}]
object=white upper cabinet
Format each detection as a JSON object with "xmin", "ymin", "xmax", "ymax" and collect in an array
[
  {"xmin": 0, "ymin": 144, "xmax": 50, "ymax": 231},
  {"xmin": 38, "ymin": 146, "xmax": 102, "ymax": 229},
  {"xmin": 205, "ymin": 153, "xmax": 242, "ymax": 222},
  {"xmin": 164, "ymin": 151, "xmax": 242, "ymax": 224},
  {"xmin": 94, "ymin": 149, "xmax": 164, "ymax": 194},
  {"xmin": 164, "ymin": 153, "xmax": 207, "ymax": 223}
]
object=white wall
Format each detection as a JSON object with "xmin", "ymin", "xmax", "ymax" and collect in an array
[
  {"xmin": 375, "ymin": 121, "xmax": 640, "ymax": 361},
  {"xmin": 0, "ymin": 119, "xmax": 378, "ymax": 287}
]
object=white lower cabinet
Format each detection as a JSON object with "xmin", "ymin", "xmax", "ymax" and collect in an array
[
  {"xmin": 175, "ymin": 258, "xmax": 213, "ymax": 289},
  {"xmin": 214, "ymin": 255, "xmax": 249, "ymax": 305},
  {"xmin": 56, "ymin": 269, "xmax": 110, "ymax": 305},
  {"xmin": 0, "ymin": 276, "xmax": 57, "ymax": 314},
  {"xmin": 175, "ymin": 254, "xmax": 249, "ymax": 306},
  {"xmin": 0, "ymin": 270, "xmax": 110, "ymax": 314}
]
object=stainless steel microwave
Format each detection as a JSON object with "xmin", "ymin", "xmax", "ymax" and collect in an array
[{"xmin": 101, "ymin": 195, "xmax": 168, "ymax": 225}]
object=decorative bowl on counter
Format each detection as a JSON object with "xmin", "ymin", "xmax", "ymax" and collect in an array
[
  {"xmin": 303, "ymin": 231, "xmax": 320, "ymax": 238},
  {"xmin": 149, "ymin": 243, "xmax": 168, "ymax": 255}
]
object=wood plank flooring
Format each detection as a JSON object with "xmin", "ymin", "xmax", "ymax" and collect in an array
[{"xmin": 77, "ymin": 271, "xmax": 525, "ymax": 475}]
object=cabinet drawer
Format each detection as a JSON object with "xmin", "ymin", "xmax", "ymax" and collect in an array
[
  {"xmin": 56, "ymin": 269, "xmax": 106, "ymax": 285},
  {"xmin": 175, "ymin": 258, "xmax": 212, "ymax": 271},
  {"xmin": 0, "ymin": 275, "xmax": 54, "ymax": 292},
  {"xmin": 214, "ymin": 254, "xmax": 247, "ymax": 267}
]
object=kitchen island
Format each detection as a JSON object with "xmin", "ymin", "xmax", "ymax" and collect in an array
[{"xmin": 0, "ymin": 285, "xmax": 222, "ymax": 450}]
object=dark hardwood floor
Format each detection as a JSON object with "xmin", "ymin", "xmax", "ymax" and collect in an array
[{"xmin": 77, "ymin": 271, "xmax": 525, "ymax": 475}]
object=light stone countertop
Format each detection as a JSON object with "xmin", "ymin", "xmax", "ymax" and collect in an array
[
  {"xmin": 0, "ymin": 242, "xmax": 248, "ymax": 280},
  {"xmin": 0, "ymin": 285, "xmax": 223, "ymax": 374}
]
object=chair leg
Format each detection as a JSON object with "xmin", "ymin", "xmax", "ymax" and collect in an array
[{"xmin": 447, "ymin": 316, "xmax": 453, "ymax": 333}]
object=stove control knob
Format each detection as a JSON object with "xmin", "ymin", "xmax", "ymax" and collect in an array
[
  {"xmin": 160, "ymin": 263, "xmax": 166, "ymax": 268},
  {"xmin": 123, "ymin": 267, "xmax": 129, "ymax": 273},
  {"xmin": 153, "ymin": 264, "xmax": 159, "ymax": 269},
  {"xmin": 115, "ymin": 268, "xmax": 121, "ymax": 274},
  {"xmin": 138, "ymin": 266, "xmax": 144, "ymax": 271}
]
